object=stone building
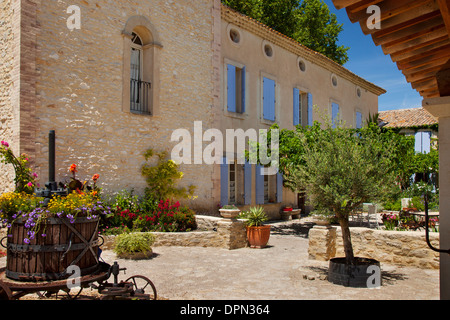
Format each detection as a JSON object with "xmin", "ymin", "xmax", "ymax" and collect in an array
[{"xmin": 0, "ymin": 0, "xmax": 385, "ymax": 217}]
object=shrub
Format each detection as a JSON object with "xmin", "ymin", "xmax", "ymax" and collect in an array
[{"xmin": 114, "ymin": 232, "xmax": 155, "ymax": 255}]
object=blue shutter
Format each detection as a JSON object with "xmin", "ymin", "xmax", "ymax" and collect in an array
[
  {"xmin": 244, "ymin": 161, "xmax": 252, "ymax": 205},
  {"xmin": 307, "ymin": 93, "xmax": 313, "ymax": 126},
  {"xmin": 414, "ymin": 132, "xmax": 422, "ymax": 153},
  {"xmin": 220, "ymin": 156, "xmax": 229, "ymax": 206},
  {"xmin": 293, "ymin": 88, "xmax": 300, "ymax": 126},
  {"xmin": 255, "ymin": 164, "xmax": 265, "ymax": 205},
  {"xmin": 241, "ymin": 66, "xmax": 246, "ymax": 114},
  {"xmin": 422, "ymin": 131, "xmax": 431, "ymax": 154},
  {"xmin": 276, "ymin": 172, "xmax": 283, "ymax": 203},
  {"xmin": 332, "ymin": 103, "xmax": 339, "ymax": 128},
  {"xmin": 356, "ymin": 111, "xmax": 362, "ymax": 129},
  {"xmin": 227, "ymin": 64, "xmax": 236, "ymax": 113},
  {"xmin": 263, "ymin": 77, "xmax": 275, "ymax": 121}
]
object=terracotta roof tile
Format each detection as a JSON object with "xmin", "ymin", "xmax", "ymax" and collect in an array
[{"xmin": 379, "ymin": 108, "xmax": 438, "ymax": 128}]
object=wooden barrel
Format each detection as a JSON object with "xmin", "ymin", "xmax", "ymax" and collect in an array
[{"xmin": 5, "ymin": 216, "xmax": 100, "ymax": 282}]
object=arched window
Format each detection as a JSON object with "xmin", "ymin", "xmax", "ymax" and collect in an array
[
  {"xmin": 122, "ymin": 16, "xmax": 162, "ymax": 116},
  {"xmin": 130, "ymin": 32, "xmax": 150, "ymax": 113}
]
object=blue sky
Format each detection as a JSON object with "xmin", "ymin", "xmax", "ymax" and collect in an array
[{"xmin": 323, "ymin": 0, "xmax": 423, "ymax": 111}]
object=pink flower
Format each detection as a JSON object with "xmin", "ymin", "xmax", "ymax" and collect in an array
[
  {"xmin": 27, "ymin": 182, "xmax": 33, "ymax": 187},
  {"xmin": 1, "ymin": 141, "xmax": 9, "ymax": 148}
]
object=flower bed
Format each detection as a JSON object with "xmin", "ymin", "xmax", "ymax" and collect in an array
[{"xmin": 100, "ymin": 197, "xmax": 197, "ymax": 235}]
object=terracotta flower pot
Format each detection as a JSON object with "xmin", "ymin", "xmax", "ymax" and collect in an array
[{"xmin": 246, "ymin": 225, "xmax": 271, "ymax": 248}]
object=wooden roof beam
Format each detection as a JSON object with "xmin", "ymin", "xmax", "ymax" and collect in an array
[
  {"xmin": 396, "ymin": 43, "xmax": 450, "ymax": 66},
  {"xmin": 438, "ymin": 0, "xmax": 450, "ymax": 36},
  {"xmin": 390, "ymin": 36, "xmax": 449, "ymax": 62},
  {"xmin": 359, "ymin": 0, "xmax": 440, "ymax": 35},
  {"xmin": 397, "ymin": 44, "xmax": 450, "ymax": 71},
  {"xmin": 411, "ymin": 77, "xmax": 438, "ymax": 91},
  {"xmin": 381, "ymin": 24, "xmax": 447, "ymax": 55},
  {"xmin": 348, "ymin": 0, "xmax": 430, "ymax": 24},
  {"xmin": 333, "ymin": 0, "xmax": 362, "ymax": 10},
  {"xmin": 405, "ymin": 65, "xmax": 442, "ymax": 83},
  {"xmin": 400, "ymin": 55, "xmax": 450, "ymax": 75},
  {"xmin": 372, "ymin": 13, "xmax": 443, "ymax": 46},
  {"xmin": 345, "ymin": 0, "xmax": 384, "ymax": 17}
]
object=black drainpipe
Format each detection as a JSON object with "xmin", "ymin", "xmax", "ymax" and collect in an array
[{"xmin": 424, "ymin": 192, "xmax": 450, "ymax": 255}]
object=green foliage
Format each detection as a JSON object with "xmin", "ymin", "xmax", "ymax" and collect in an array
[
  {"xmin": 241, "ymin": 206, "xmax": 268, "ymax": 227},
  {"xmin": 222, "ymin": 0, "xmax": 349, "ymax": 65},
  {"xmin": 141, "ymin": 149, "xmax": 196, "ymax": 201},
  {"xmin": 113, "ymin": 232, "xmax": 155, "ymax": 255},
  {"xmin": 0, "ymin": 141, "xmax": 38, "ymax": 194},
  {"xmin": 294, "ymin": 0, "xmax": 349, "ymax": 65}
]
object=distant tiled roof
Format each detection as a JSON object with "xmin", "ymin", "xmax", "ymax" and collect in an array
[{"xmin": 378, "ymin": 108, "xmax": 438, "ymax": 129}]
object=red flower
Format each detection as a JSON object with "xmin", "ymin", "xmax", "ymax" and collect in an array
[{"xmin": 69, "ymin": 164, "xmax": 77, "ymax": 173}]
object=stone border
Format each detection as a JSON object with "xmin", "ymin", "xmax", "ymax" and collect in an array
[
  {"xmin": 101, "ymin": 215, "xmax": 248, "ymax": 251},
  {"xmin": 308, "ymin": 225, "xmax": 440, "ymax": 269}
]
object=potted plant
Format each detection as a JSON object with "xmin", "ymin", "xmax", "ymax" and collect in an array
[
  {"xmin": 309, "ymin": 211, "xmax": 331, "ymax": 226},
  {"xmin": 114, "ymin": 232, "xmax": 156, "ymax": 260},
  {"xmin": 219, "ymin": 204, "xmax": 241, "ymax": 220},
  {"xmin": 243, "ymin": 206, "xmax": 271, "ymax": 248}
]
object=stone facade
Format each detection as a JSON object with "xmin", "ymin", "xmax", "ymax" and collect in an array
[
  {"xmin": 1, "ymin": 1, "xmax": 385, "ymax": 217},
  {"xmin": 308, "ymin": 226, "xmax": 440, "ymax": 269}
]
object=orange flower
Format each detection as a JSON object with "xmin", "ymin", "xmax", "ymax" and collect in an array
[
  {"xmin": 92, "ymin": 174, "xmax": 99, "ymax": 181},
  {"xmin": 69, "ymin": 164, "xmax": 77, "ymax": 173}
]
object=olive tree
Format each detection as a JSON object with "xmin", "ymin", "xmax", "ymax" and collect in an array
[{"xmin": 267, "ymin": 120, "xmax": 405, "ymax": 264}]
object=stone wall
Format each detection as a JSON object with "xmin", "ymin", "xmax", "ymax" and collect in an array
[
  {"xmin": 0, "ymin": 0, "xmax": 16, "ymax": 192},
  {"xmin": 102, "ymin": 215, "xmax": 248, "ymax": 251},
  {"xmin": 1, "ymin": 0, "xmax": 219, "ymax": 214},
  {"xmin": 308, "ymin": 226, "xmax": 440, "ymax": 269}
]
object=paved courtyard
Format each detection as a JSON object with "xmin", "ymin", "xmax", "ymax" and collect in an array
[{"xmin": 0, "ymin": 221, "xmax": 440, "ymax": 300}]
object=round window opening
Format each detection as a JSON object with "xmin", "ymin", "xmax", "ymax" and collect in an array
[
  {"xmin": 298, "ymin": 59, "xmax": 306, "ymax": 72},
  {"xmin": 264, "ymin": 44, "xmax": 273, "ymax": 58},
  {"xmin": 229, "ymin": 29, "xmax": 240, "ymax": 44},
  {"xmin": 332, "ymin": 75, "xmax": 338, "ymax": 87}
]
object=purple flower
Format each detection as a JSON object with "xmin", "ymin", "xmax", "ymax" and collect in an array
[{"xmin": 24, "ymin": 238, "xmax": 30, "ymax": 244}]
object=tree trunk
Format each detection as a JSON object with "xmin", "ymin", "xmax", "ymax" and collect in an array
[{"xmin": 338, "ymin": 215, "xmax": 354, "ymax": 265}]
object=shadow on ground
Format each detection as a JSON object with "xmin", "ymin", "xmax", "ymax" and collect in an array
[{"xmin": 270, "ymin": 221, "xmax": 315, "ymax": 238}]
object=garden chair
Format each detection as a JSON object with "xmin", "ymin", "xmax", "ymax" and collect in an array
[{"xmin": 349, "ymin": 205, "xmax": 365, "ymax": 226}]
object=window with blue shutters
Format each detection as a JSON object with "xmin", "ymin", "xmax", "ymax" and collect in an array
[
  {"xmin": 263, "ymin": 77, "xmax": 276, "ymax": 121},
  {"xmin": 227, "ymin": 64, "xmax": 246, "ymax": 114}
]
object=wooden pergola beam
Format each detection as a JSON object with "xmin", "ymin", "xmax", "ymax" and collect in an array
[
  {"xmin": 438, "ymin": 0, "xmax": 450, "ymax": 36},
  {"xmin": 382, "ymin": 24, "xmax": 447, "ymax": 55},
  {"xmin": 372, "ymin": 13, "xmax": 443, "ymax": 46},
  {"xmin": 331, "ymin": 0, "xmax": 450, "ymax": 98},
  {"xmin": 359, "ymin": 0, "xmax": 440, "ymax": 35},
  {"xmin": 348, "ymin": 0, "xmax": 430, "ymax": 24},
  {"xmin": 333, "ymin": 0, "xmax": 362, "ymax": 10},
  {"xmin": 390, "ymin": 36, "xmax": 450, "ymax": 62}
]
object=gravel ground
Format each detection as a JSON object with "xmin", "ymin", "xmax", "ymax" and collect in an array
[{"xmin": 0, "ymin": 221, "xmax": 440, "ymax": 301}]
